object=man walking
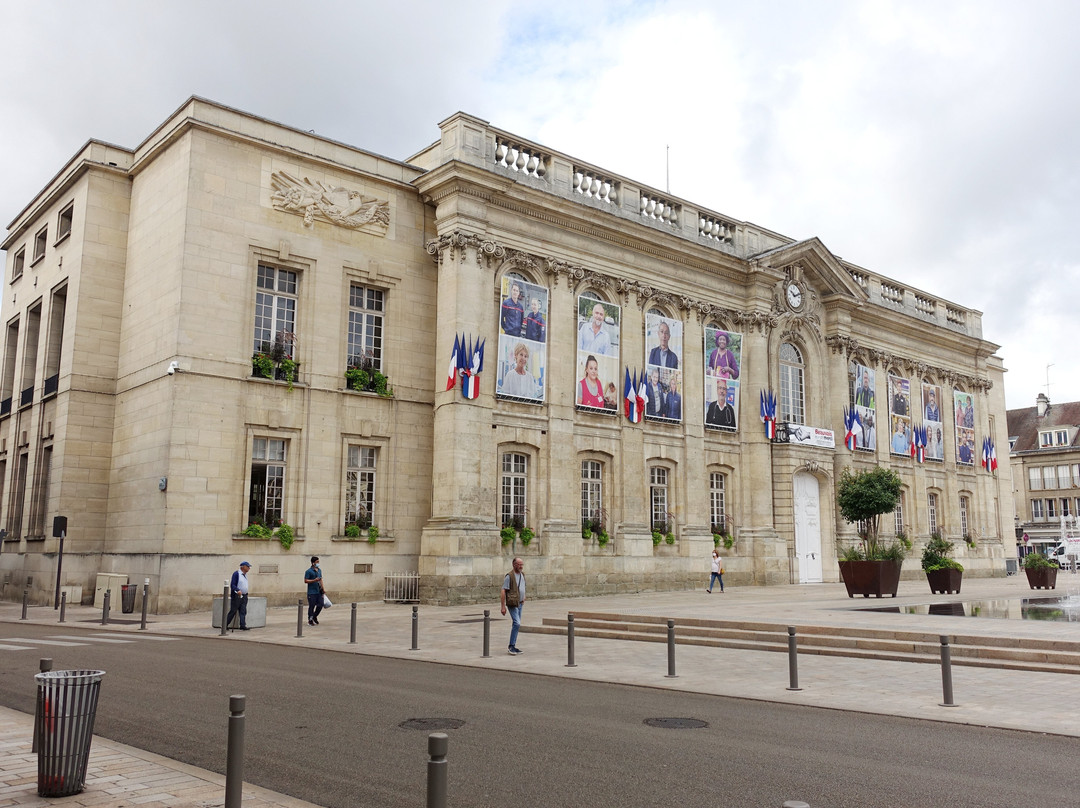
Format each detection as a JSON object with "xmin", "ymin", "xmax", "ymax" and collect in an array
[
  {"xmin": 500, "ymin": 556, "xmax": 526, "ymax": 655},
  {"xmin": 305, "ymin": 556, "xmax": 323, "ymax": 626},
  {"xmin": 226, "ymin": 561, "xmax": 251, "ymax": 631}
]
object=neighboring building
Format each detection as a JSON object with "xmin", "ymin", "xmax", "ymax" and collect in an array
[
  {"xmin": 0, "ymin": 97, "xmax": 1014, "ymax": 612},
  {"xmin": 1007, "ymin": 393, "xmax": 1080, "ymax": 555}
]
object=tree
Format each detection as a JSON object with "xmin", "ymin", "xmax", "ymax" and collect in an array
[{"xmin": 836, "ymin": 466, "xmax": 903, "ymax": 551}]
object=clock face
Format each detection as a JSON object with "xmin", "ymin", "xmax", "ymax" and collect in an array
[{"xmin": 786, "ymin": 282, "xmax": 803, "ymax": 308}]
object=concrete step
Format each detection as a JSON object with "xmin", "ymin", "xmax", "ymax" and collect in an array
[{"xmin": 528, "ymin": 612, "xmax": 1080, "ymax": 675}]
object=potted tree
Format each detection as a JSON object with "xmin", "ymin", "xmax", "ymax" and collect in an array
[
  {"xmin": 921, "ymin": 533, "xmax": 963, "ymax": 594},
  {"xmin": 836, "ymin": 467, "xmax": 906, "ymax": 598},
  {"xmin": 1022, "ymin": 552, "xmax": 1059, "ymax": 590}
]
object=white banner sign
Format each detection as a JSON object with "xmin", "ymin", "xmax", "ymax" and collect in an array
[{"xmin": 786, "ymin": 424, "xmax": 836, "ymax": 448}]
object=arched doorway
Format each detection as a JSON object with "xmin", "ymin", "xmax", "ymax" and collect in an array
[{"xmin": 793, "ymin": 471, "xmax": 823, "ymax": 583}]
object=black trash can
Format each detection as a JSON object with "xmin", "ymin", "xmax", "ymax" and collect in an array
[
  {"xmin": 35, "ymin": 669, "xmax": 106, "ymax": 797},
  {"xmin": 120, "ymin": 584, "xmax": 136, "ymax": 614}
]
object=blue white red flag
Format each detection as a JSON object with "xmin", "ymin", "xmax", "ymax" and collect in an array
[
  {"xmin": 760, "ymin": 389, "xmax": 777, "ymax": 440},
  {"xmin": 445, "ymin": 334, "xmax": 460, "ymax": 391},
  {"xmin": 843, "ymin": 406, "xmax": 860, "ymax": 451},
  {"xmin": 624, "ymin": 368, "xmax": 641, "ymax": 423},
  {"xmin": 989, "ymin": 439, "xmax": 997, "ymax": 472},
  {"xmin": 637, "ymin": 372, "xmax": 648, "ymax": 418}
]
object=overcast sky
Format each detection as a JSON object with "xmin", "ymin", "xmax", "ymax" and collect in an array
[{"xmin": 2, "ymin": 0, "xmax": 1076, "ymax": 411}]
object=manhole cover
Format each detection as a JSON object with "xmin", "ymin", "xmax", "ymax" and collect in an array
[
  {"xmin": 399, "ymin": 718, "xmax": 466, "ymax": 731},
  {"xmin": 643, "ymin": 717, "xmax": 708, "ymax": 729}
]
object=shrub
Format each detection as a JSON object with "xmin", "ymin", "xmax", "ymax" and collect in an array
[
  {"xmin": 242, "ymin": 522, "xmax": 272, "ymax": 539},
  {"xmin": 501, "ymin": 525, "xmax": 516, "ymax": 546},
  {"xmin": 1022, "ymin": 552, "xmax": 1058, "ymax": 570},
  {"xmin": 277, "ymin": 523, "xmax": 294, "ymax": 550},
  {"xmin": 519, "ymin": 527, "xmax": 534, "ymax": 546},
  {"xmin": 344, "ymin": 523, "xmax": 361, "ymax": 539},
  {"xmin": 367, "ymin": 525, "xmax": 379, "ymax": 544},
  {"xmin": 921, "ymin": 535, "xmax": 963, "ymax": 572}
]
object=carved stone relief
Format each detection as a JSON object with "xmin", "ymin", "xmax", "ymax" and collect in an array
[{"xmin": 270, "ymin": 171, "xmax": 389, "ymax": 232}]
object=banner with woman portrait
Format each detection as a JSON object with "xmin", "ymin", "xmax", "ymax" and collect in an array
[
  {"xmin": 852, "ymin": 363, "xmax": 876, "ymax": 449},
  {"xmin": 496, "ymin": 276, "xmax": 547, "ymax": 402},
  {"xmin": 922, "ymin": 383, "xmax": 944, "ymax": 461},
  {"xmin": 954, "ymin": 390, "xmax": 975, "ymax": 465},
  {"xmin": 887, "ymin": 374, "xmax": 911, "ymax": 456},
  {"xmin": 576, "ymin": 295, "xmax": 620, "ymax": 412},
  {"xmin": 644, "ymin": 312, "xmax": 683, "ymax": 421},
  {"xmin": 704, "ymin": 327, "xmax": 742, "ymax": 430}
]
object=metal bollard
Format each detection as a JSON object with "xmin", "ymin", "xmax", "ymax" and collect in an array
[
  {"xmin": 566, "ymin": 613, "xmax": 577, "ymax": 667},
  {"xmin": 411, "ymin": 605, "xmax": 419, "ymax": 650},
  {"xmin": 665, "ymin": 619, "xmax": 677, "ymax": 678},
  {"xmin": 21, "ymin": 589, "xmax": 28, "ymax": 620},
  {"xmin": 220, "ymin": 584, "xmax": 229, "ymax": 636},
  {"xmin": 32, "ymin": 659, "xmax": 53, "ymax": 753},
  {"xmin": 939, "ymin": 635, "xmax": 958, "ymax": 707},
  {"xmin": 426, "ymin": 732, "xmax": 448, "ymax": 808},
  {"xmin": 59, "ymin": 592, "xmax": 66, "ymax": 623},
  {"xmin": 297, "ymin": 601, "xmax": 304, "ymax": 637},
  {"xmin": 225, "ymin": 695, "xmax": 246, "ymax": 808},
  {"xmin": 139, "ymin": 581, "xmax": 149, "ymax": 631},
  {"xmin": 350, "ymin": 603, "xmax": 357, "ymax": 644},
  {"xmin": 482, "ymin": 609, "xmax": 490, "ymax": 658},
  {"xmin": 786, "ymin": 627, "xmax": 802, "ymax": 691},
  {"xmin": 101, "ymin": 590, "xmax": 110, "ymax": 625}
]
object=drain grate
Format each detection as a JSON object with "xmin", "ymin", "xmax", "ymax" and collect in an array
[
  {"xmin": 399, "ymin": 718, "xmax": 466, "ymax": 731},
  {"xmin": 643, "ymin": 717, "xmax": 708, "ymax": 730}
]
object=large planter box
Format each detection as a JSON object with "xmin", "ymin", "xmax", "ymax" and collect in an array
[
  {"xmin": 838, "ymin": 560, "xmax": 902, "ymax": 598},
  {"xmin": 926, "ymin": 568, "xmax": 963, "ymax": 595},
  {"xmin": 1025, "ymin": 567, "xmax": 1058, "ymax": 590}
]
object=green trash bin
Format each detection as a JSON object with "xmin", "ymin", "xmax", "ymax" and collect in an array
[{"xmin": 35, "ymin": 669, "xmax": 106, "ymax": 797}]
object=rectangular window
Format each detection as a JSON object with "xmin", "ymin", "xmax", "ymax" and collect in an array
[
  {"xmin": 28, "ymin": 446, "xmax": 52, "ymax": 537},
  {"xmin": 6, "ymin": 452, "xmax": 28, "ymax": 538},
  {"xmin": 894, "ymin": 490, "xmax": 906, "ymax": 536},
  {"xmin": 1059, "ymin": 465, "xmax": 1071, "ymax": 489},
  {"xmin": 709, "ymin": 472, "xmax": 727, "ymax": 533},
  {"xmin": 650, "ymin": 467, "xmax": 669, "ymax": 530},
  {"xmin": 1039, "ymin": 431, "xmax": 1054, "ymax": 448},
  {"xmin": 927, "ymin": 492, "xmax": 938, "ymax": 535},
  {"xmin": 11, "ymin": 247, "xmax": 24, "ymax": 282},
  {"xmin": 581, "ymin": 460, "xmax": 602, "ymax": 526},
  {"xmin": 345, "ymin": 446, "xmax": 376, "ymax": 529},
  {"xmin": 1048, "ymin": 498, "xmax": 1057, "ymax": 519},
  {"xmin": 248, "ymin": 437, "xmax": 286, "ymax": 526},
  {"xmin": 501, "ymin": 452, "xmax": 527, "ymax": 527},
  {"xmin": 32, "ymin": 227, "xmax": 47, "ymax": 263},
  {"xmin": 1073, "ymin": 465, "xmax": 1080, "ymax": 488},
  {"xmin": 347, "ymin": 285, "xmax": 384, "ymax": 370},
  {"xmin": 1029, "ymin": 467, "xmax": 1043, "ymax": 491},
  {"xmin": 1043, "ymin": 467, "xmax": 1057, "ymax": 490},
  {"xmin": 1057, "ymin": 430, "xmax": 1069, "ymax": 446},
  {"xmin": 1062, "ymin": 499, "xmax": 1071, "ymax": 517},
  {"xmin": 959, "ymin": 495, "xmax": 969, "ymax": 538},
  {"xmin": 253, "ymin": 265, "xmax": 297, "ymax": 355},
  {"xmin": 56, "ymin": 203, "xmax": 74, "ymax": 242},
  {"xmin": 1032, "ymin": 499, "xmax": 1044, "ymax": 521}
]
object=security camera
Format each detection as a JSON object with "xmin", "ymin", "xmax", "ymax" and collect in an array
[{"xmin": 167, "ymin": 361, "xmax": 179, "ymax": 375}]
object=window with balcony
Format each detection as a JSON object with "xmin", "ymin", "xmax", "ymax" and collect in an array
[{"xmin": 252, "ymin": 265, "xmax": 298, "ymax": 383}]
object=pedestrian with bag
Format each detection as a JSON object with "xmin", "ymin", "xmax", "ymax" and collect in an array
[
  {"xmin": 226, "ymin": 561, "xmax": 251, "ymax": 630},
  {"xmin": 707, "ymin": 549, "xmax": 725, "ymax": 593},
  {"xmin": 305, "ymin": 556, "xmax": 323, "ymax": 626},
  {"xmin": 500, "ymin": 556, "xmax": 526, "ymax": 655}
]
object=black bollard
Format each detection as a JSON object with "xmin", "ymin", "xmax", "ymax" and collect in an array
[
  {"xmin": 482, "ymin": 609, "xmax": 490, "ymax": 658},
  {"xmin": 220, "ymin": 584, "xmax": 229, "ymax": 636},
  {"xmin": 350, "ymin": 603, "xmax": 357, "ymax": 644},
  {"xmin": 939, "ymin": 635, "xmax": 957, "ymax": 707},
  {"xmin": 21, "ymin": 589, "xmax": 28, "ymax": 620},
  {"xmin": 426, "ymin": 732, "xmax": 448, "ymax": 808},
  {"xmin": 411, "ymin": 605, "xmax": 419, "ymax": 650},
  {"xmin": 566, "ymin": 613, "xmax": 577, "ymax": 667},
  {"xmin": 58, "ymin": 591, "xmax": 66, "ymax": 624},
  {"xmin": 296, "ymin": 600, "xmax": 304, "ymax": 638},
  {"xmin": 225, "ymin": 695, "xmax": 246, "ymax": 808},
  {"xmin": 786, "ymin": 627, "xmax": 802, "ymax": 691},
  {"xmin": 666, "ymin": 619, "xmax": 677, "ymax": 678},
  {"xmin": 140, "ymin": 580, "xmax": 149, "ymax": 630},
  {"xmin": 102, "ymin": 589, "xmax": 110, "ymax": 625}
]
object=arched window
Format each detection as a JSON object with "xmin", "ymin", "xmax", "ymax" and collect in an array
[
  {"xmin": 779, "ymin": 342, "xmax": 805, "ymax": 424},
  {"xmin": 581, "ymin": 460, "xmax": 603, "ymax": 527},
  {"xmin": 501, "ymin": 452, "xmax": 528, "ymax": 528}
]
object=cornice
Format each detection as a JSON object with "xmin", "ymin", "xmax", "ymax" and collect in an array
[{"xmin": 824, "ymin": 334, "xmax": 994, "ymax": 392}]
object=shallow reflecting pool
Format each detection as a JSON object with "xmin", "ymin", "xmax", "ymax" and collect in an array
[{"xmin": 861, "ymin": 594, "xmax": 1080, "ymax": 622}]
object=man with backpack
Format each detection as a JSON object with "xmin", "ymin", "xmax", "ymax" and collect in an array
[{"xmin": 500, "ymin": 557, "xmax": 526, "ymax": 655}]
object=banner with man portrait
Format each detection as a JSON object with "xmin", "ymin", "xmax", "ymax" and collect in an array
[
  {"xmin": 887, "ymin": 374, "xmax": 911, "ymax": 456},
  {"xmin": 954, "ymin": 390, "xmax": 975, "ymax": 465},
  {"xmin": 852, "ymin": 363, "xmax": 876, "ymax": 450},
  {"xmin": 644, "ymin": 312, "xmax": 683, "ymax": 421},
  {"xmin": 495, "ymin": 276, "xmax": 547, "ymax": 403},
  {"xmin": 575, "ymin": 295, "xmax": 621, "ymax": 412},
  {"xmin": 704, "ymin": 327, "xmax": 742, "ymax": 430},
  {"xmin": 922, "ymin": 383, "xmax": 944, "ymax": 461}
]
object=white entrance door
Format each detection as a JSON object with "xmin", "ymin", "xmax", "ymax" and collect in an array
[{"xmin": 793, "ymin": 471, "xmax": 823, "ymax": 583}]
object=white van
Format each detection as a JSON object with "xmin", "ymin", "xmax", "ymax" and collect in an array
[{"xmin": 1048, "ymin": 541, "xmax": 1080, "ymax": 570}]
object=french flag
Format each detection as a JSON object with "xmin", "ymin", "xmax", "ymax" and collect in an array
[
  {"xmin": 637, "ymin": 373, "xmax": 648, "ymax": 418},
  {"xmin": 843, "ymin": 406, "xmax": 860, "ymax": 451},
  {"xmin": 989, "ymin": 440, "xmax": 998, "ymax": 472},
  {"xmin": 461, "ymin": 338, "xmax": 483, "ymax": 400},
  {"xmin": 760, "ymin": 389, "xmax": 776, "ymax": 440},
  {"xmin": 445, "ymin": 334, "xmax": 460, "ymax": 391},
  {"xmin": 624, "ymin": 368, "xmax": 640, "ymax": 423}
]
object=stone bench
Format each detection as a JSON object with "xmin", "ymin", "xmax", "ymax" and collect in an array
[{"xmin": 212, "ymin": 596, "xmax": 267, "ymax": 628}]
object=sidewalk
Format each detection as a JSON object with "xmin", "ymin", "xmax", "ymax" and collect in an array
[{"xmin": 2, "ymin": 572, "xmax": 1080, "ymax": 805}]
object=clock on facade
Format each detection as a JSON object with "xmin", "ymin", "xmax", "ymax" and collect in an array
[{"xmin": 786, "ymin": 282, "xmax": 803, "ymax": 309}]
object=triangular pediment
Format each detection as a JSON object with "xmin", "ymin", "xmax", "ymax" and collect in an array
[{"xmin": 750, "ymin": 237, "xmax": 867, "ymax": 302}]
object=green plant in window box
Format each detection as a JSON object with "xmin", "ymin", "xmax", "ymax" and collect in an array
[
  {"xmin": 279, "ymin": 358, "xmax": 297, "ymax": 391},
  {"xmin": 519, "ymin": 526, "xmax": 534, "ymax": 546},
  {"xmin": 252, "ymin": 353, "xmax": 274, "ymax": 380},
  {"xmin": 596, "ymin": 529, "xmax": 610, "ymax": 547},
  {"xmin": 500, "ymin": 525, "xmax": 516, "ymax": 546},
  {"xmin": 276, "ymin": 522, "xmax": 294, "ymax": 550},
  {"xmin": 665, "ymin": 531, "xmax": 676, "ymax": 545},
  {"xmin": 651, "ymin": 530, "xmax": 663, "ymax": 546},
  {"xmin": 344, "ymin": 523, "xmax": 361, "ymax": 539},
  {"xmin": 581, "ymin": 522, "xmax": 592, "ymax": 540},
  {"xmin": 367, "ymin": 525, "xmax": 379, "ymax": 544},
  {"xmin": 242, "ymin": 522, "xmax": 272, "ymax": 539}
]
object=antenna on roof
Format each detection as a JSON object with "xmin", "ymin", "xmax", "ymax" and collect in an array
[
  {"xmin": 666, "ymin": 145, "xmax": 670, "ymax": 194},
  {"xmin": 1045, "ymin": 364, "xmax": 1054, "ymax": 400}
]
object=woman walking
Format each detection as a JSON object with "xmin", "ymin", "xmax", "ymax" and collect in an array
[{"xmin": 707, "ymin": 549, "xmax": 724, "ymax": 593}]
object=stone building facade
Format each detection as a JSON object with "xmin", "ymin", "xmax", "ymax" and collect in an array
[{"xmin": 0, "ymin": 98, "xmax": 1014, "ymax": 612}]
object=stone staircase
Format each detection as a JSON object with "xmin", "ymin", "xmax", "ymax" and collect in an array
[{"xmin": 527, "ymin": 611, "xmax": 1080, "ymax": 675}]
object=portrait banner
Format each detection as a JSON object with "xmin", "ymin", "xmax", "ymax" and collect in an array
[
  {"xmin": 704, "ymin": 327, "xmax": 743, "ymax": 431},
  {"xmin": 954, "ymin": 391, "xmax": 975, "ymax": 465},
  {"xmin": 887, "ymin": 374, "xmax": 911, "ymax": 456},
  {"xmin": 642, "ymin": 312, "xmax": 683, "ymax": 421},
  {"xmin": 852, "ymin": 364, "xmax": 876, "ymax": 450},
  {"xmin": 496, "ymin": 277, "xmax": 548, "ymax": 403},
  {"xmin": 576, "ymin": 295, "xmax": 620, "ymax": 412},
  {"xmin": 922, "ymin": 383, "xmax": 944, "ymax": 461}
]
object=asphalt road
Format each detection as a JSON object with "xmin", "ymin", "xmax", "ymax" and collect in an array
[{"xmin": 0, "ymin": 624, "xmax": 1076, "ymax": 807}]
